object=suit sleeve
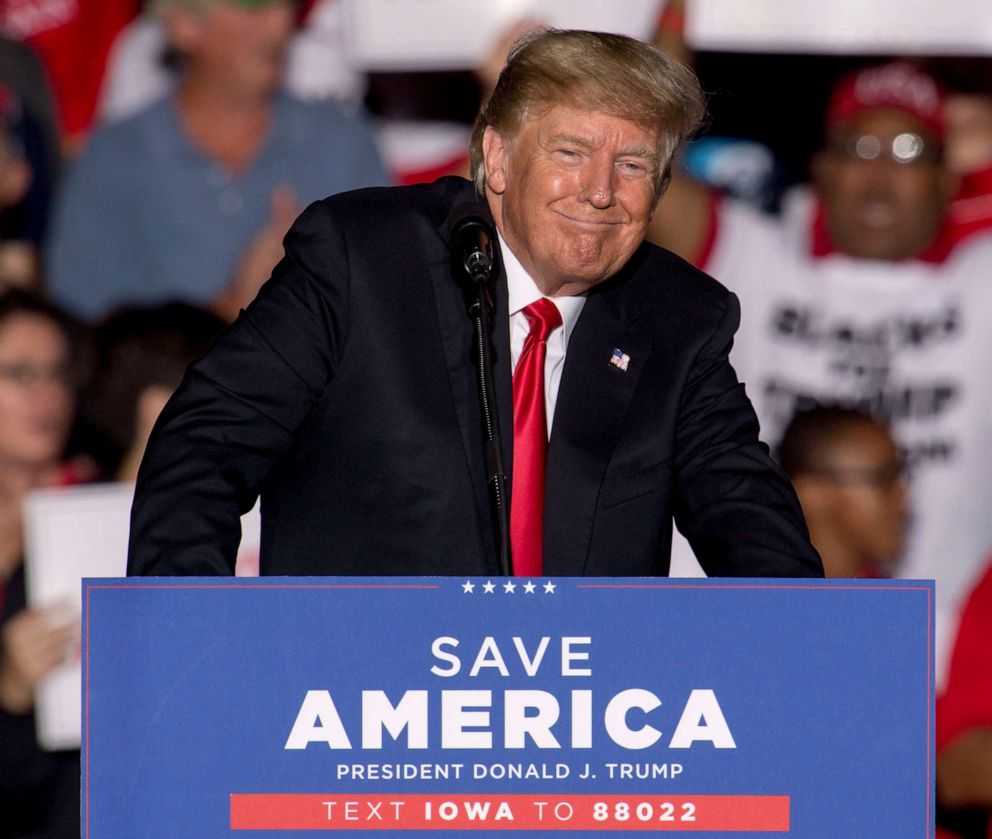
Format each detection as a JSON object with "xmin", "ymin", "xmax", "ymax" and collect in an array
[
  {"xmin": 671, "ymin": 291, "xmax": 823, "ymax": 577},
  {"xmin": 127, "ymin": 200, "xmax": 350, "ymax": 575}
]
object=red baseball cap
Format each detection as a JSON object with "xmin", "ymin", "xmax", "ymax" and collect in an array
[{"xmin": 826, "ymin": 62, "xmax": 946, "ymax": 138}]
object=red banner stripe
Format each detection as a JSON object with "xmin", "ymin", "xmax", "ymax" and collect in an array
[{"xmin": 231, "ymin": 793, "xmax": 789, "ymax": 831}]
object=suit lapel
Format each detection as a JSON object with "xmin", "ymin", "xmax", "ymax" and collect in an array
[{"xmin": 542, "ymin": 275, "xmax": 652, "ymax": 576}]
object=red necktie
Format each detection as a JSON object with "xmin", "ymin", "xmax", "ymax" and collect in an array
[{"xmin": 510, "ymin": 298, "xmax": 562, "ymax": 577}]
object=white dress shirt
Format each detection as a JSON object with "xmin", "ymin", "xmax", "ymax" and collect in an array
[{"xmin": 500, "ymin": 232, "xmax": 586, "ymax": 436}]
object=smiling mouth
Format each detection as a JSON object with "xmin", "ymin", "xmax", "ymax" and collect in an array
[
  {"xmin": 856, "ymin": 208, "xmax": 902, "ymax": 233},
  {"xmin": 557, "ymin": 213, "xmax": 624, "ymax": 227}
]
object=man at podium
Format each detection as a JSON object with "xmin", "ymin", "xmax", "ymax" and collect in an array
[{"xmin": 127, "ymin": 29, "xmax": 822, "ymax": 580}]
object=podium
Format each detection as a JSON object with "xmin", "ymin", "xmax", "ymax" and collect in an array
[{"xmin": 82, "ymin": 577, "xmax": 933, "ymax": 836}]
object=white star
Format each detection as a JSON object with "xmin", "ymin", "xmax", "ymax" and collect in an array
[
  {"xmin": 482, "ymin": 580, "xmax": 496, "ymax": 593},
  {"xmin": 462, "ymin": 580, "xmax": 475, "ymax": 593},
  {"xmin": 543, "ymin": 581, "xmax": 556, "ymax": 594},
  {"xmin": 503, "ymin": 580, "xmax": 516, "ymax": 593},
  {"xmin": 523, "ymin": 581, "xmax": 537, "ymax": 594}
]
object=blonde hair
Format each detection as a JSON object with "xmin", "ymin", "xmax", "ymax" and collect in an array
[{"xmin": 470, "ymin": 29, "xmax": 705, "ymax": 197}]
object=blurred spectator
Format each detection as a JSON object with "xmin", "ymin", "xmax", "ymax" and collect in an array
[
  {"xmin": 937, "ymin": 558, "xmax": 992, "ymax": 839},
  {"xmin": 927, "ymin": 57, "xmax": 992, "ymax": 252},
  {"xmin": 945, "ymin": 93, "xmax": 992, "ymax": 244},
  {"xmin": 100, "ymin": 0, "xmax": 364, "ymax": 121},
  {"xmin": 96, "ymin": 0, "xmax": 503, "ymax": 185},
  {"xmin": 78, "ymin": 302, "xmax": 225, "ymax": 481},
  {"xmin": 777, "ymin": 407, "xmax": 907, "ymax": 578},
  {"xmin": 0, "ymin": 0, "xmax": 141, "ymax": 154},
  {"xmin": 650, "ymin": 59, "xmax": 992, "ymax": 685},
  {"xmin": 0, "ymin": 289, "xmax": 89, "ymax": 837},
  {"xmin": 46, "ymin": 0, "xmax": 389, "ymax": 323},
  {"xmin": 0, "ymin": 89, "xmax": 40, "ymax": 290},
  {"xmin": 0, "ymin": 36, "xmax": 61, "ymax": 235}
]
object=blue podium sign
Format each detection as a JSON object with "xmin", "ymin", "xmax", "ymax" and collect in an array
[{"xmin": 82, "ymin": 578, "xmax": 933, "ymax": 837}]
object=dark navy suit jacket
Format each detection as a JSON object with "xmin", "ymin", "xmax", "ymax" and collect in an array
[{"xmin": 127, "ymin": 177, "xmax": 821, "ymax": 578}]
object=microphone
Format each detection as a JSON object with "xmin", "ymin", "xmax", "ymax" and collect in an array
[{"xmin": 449, "ymin": 204, "xmax": 497, "ymax": 288}]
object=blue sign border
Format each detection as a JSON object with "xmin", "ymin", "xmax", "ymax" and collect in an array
[{"xmin": 82, "ymin": 577, "xmax": 934, "ymax": 837}]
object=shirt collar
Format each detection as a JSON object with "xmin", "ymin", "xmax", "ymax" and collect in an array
[{"xmin": 499, "ymin": 231, "xmax": 586, "ymax": 339}]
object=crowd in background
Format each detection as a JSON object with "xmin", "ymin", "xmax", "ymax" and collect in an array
[{"xmin": 1, "ymin": 0, "xmax": 991, "ymax": 835}]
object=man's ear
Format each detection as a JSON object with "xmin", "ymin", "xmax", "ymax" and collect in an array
[{"xmin": 481, "ymin": 127, "xmax": 508, "ymax": 195}]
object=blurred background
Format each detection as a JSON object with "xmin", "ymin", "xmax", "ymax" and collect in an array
[{"xmin": 1, "ymin": 2, "xmax": 991, "ymax": 836}]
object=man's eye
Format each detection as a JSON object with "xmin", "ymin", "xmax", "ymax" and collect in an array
[
  {"xmin": 619, "ymin": 161, "xmax": 647, "ymax": 175},
  {"xmin": 556, "ymin": 149, "xmax": 581, "ymax": 160}
]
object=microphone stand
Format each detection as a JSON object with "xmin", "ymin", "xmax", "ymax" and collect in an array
[{"xmin": 464, "ymin": 260, "xmax": 512, "ymax": 577}]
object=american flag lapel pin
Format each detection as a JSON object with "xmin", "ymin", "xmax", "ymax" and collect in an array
[{"xmin": 609, "ymin": 347, "xmax": 630, "ymax": 372}]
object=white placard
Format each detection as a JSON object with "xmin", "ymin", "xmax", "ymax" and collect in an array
[
  {"xmin": 22, "ymin": 483, "xmax": 259, "ymax": 750},
  {"xmin": 688, "ymin": 0, "xmax": 992, "ymax": 55},
  {"xmin": 342, "ymin": 0, "xmax": 664, "ymax": 71}
]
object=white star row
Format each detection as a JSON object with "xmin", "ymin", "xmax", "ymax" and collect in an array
[{"xmin": 461, "ymin": 580, "xmax": 557, "ymax": 594}]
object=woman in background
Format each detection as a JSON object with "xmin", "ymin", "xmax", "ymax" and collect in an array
[{"xmin": 0, "ymin": 289, "xmax": 90, "ymax": 838}]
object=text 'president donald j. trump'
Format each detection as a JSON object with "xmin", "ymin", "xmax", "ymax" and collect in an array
[{"xmin": 127, "ymin": 29, "xmax": 822, "ymax": 580}]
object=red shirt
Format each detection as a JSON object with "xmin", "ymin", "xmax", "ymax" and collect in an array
[
  {"xmin": 937, "ymin": 560, "xmax": 992, "ymax": 839},
  {"xmin": 1, "ymin": 0, "xmax": 140, "ymax": 139}
]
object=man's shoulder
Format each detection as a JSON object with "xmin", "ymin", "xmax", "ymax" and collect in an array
[
  {"xmin": 598, "ymin": 241, "xmax": 740, "ymax": 346},
  {"xmin": 275, "ymin": 92, "xmax": 373, "ymax": 135},
  {"xmin": 628, "ymin": 241, "xmax": 736, "ymax": 311},
  {"xmin": 72, "ymin": 96, "xmax": 174, "ymax": 169},
  {"xmin": 306, "ymin": 176, "xmax": 476, "ymax": 230}
]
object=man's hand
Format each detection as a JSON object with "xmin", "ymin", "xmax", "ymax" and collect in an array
[
  {"xmin": 212, "ymin": 184, "xmax": 301, "ymax": 322},
  {"xmin": 945, "ymin": 94, "xmax": 992, "ymax": 176}
]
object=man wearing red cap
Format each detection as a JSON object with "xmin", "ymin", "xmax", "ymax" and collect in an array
[
  {"xmin": 812, "ymin": 62, "xmax": 956, "ymax": 262},
  {"xmin": 649, "ymin": 60, "xmax": 992, "ymax": 688}
]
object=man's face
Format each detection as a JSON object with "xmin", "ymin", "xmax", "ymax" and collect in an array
[
  {"xmin": 814, "ymin": 109, "xmax": 953, "ymax": 261},
  {"xmin": 0, "ymin": 313, "xmax": 73, "ymax": 470},
  {"xmin": 172, "ymin": 1, "xmax": 294, "ymax": 99},
  {"xmin": 823, "ymin": 423, "xmax": 908, "ymax": 570},
  {"xmin": 482, "ymin": 106, "xmax": 661, "ymax": 296}
]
